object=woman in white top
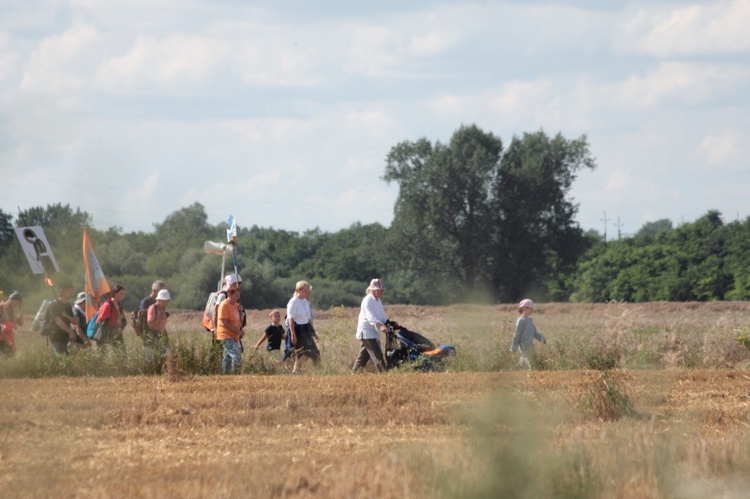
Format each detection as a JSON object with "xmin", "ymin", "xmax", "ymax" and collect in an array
[
  {"xmin": 352, "ymin": 278, "xmax": 390, "ymax": 373},
  {"xmin": 286, "ymin": 280, "xmax": 319, "ymax": 374}
]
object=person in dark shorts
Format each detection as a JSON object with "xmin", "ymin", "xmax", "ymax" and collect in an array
[
  {"xmin": 286, "ymin": 280, "xmax": 319, "ymax": 374},
  {"xmin": 254, "ymin": 309, "xmax": 286, "ymax": 362}
]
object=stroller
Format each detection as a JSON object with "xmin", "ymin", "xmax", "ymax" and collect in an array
[{"xmin": 384, "ymin": 321, "xmax": 456, "ymax": 372}]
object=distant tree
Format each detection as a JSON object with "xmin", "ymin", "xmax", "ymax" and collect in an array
[
  {"xmin": 571, "ymin": 210, "xmax": 734, "ymax": 302},
  {"xmin": 242, "ymin": 226, "xmax": 319, "ymax": 277},
  {"xmin": 724, "ymin": 217, "xmax": 750, "ymax": 300},
  {"xmin": 16, "ymin": 203, "xmax": 91, "ymax": 234},
  {"xmin": 296, "ymin": 222, "xmax": 388, "ymax": 282},
  {"xmin": 635, "ymin": 219, "xmax": 673, "ymax": 240},
  {"xmin": 149, "ymin": 203, "xmax": 213, "ymax": 276},
  {"xmin": 0, "ymin": 209, "xmax": 14, "ymax": 247}
]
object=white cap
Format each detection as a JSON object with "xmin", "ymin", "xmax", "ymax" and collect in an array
[
  {"xmin": 156, "ymin": 289, "xmax": 172, "ymax": 301},
  {"xmin": 225, "ymin": 273, "xmax": 243, "ymax": 286}
]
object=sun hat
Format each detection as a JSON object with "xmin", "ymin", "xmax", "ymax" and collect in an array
[
  {"xmin": 156, "ymin": 289, "xmax": 172, "ymax": 301},
  {"xmin": 225, "ymin": 273, "xmax": 243, "ymax": 286},
  {"xmin": 75, "ymin": 292, "xmax": 88, "ymax": 304},
  {"xmin": 518, "ymin": 298, "xmax": 536, "ymax": 310},
  {"xmin": 366, "ymin": 278, "xmax": 385, "ymax": 292}
]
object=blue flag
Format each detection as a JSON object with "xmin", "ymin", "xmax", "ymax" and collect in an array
[{"xmin": 227, "ymin": 215, "xmax": 237, "ymax": 244}]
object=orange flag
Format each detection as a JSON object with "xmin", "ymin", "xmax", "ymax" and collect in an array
[{"xmin": 82, "ymin": 227, "xmax": 110, "ymax": 320}]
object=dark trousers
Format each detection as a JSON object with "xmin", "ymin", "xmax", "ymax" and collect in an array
[{"xmin": 352, "ymin": 338, "xmax": 387, "ymax": 373}]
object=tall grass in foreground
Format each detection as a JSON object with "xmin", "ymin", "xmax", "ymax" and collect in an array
[
  {"xmin": 412, "ymin": 378, "xmax": 750, "ymax": 498},
  {"xmin": 2, "ymin": 303, "xmax": 750, "ymax": 378}
]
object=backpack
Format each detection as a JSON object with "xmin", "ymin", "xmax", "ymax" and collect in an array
[
  {"xmin": 131, "ymin": 308, "xmax": 148, "ymax": 335},
  {"xmin": 38, "ymin": 300, "xmax": 57, "ymax": 337},
  {"xmin": 86, "ymin": 311, "xmax": 100, "ymax": 339},
  {"xmin": 201, "ymin": 291, "xmax": 223, "ymax": 332},
  {"xmin": 30, "ymin": 299, "xmax": 51, "ymax": 335}
]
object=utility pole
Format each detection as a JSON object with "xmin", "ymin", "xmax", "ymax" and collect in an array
[
  {"xmin": 601, "ymin": 211, "xmax": 609, "ymax": 242},
  {"xmin": 615, "ymin": 216, "xmax": 624, "ymax": 240}
]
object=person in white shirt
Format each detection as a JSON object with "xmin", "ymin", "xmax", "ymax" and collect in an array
[
  {"xmin": 352, "ymin": 278, "xmax": 390, "ymax": 373},
  {"xmin": 286, "ymin": 280, "xmax": 319, "ymax": 374}
]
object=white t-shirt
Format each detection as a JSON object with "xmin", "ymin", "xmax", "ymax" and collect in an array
[
  {"xmin": 286, "ymin": 295, "xmax": 311, "ymax": 325},
  {"xmin": 356, "ymin": 293, "xmax": 387, "ymax": 340}
]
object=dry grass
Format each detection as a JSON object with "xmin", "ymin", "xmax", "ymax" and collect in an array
[
  {"xmin": 2, "ymin": 371, "xmax": 750, "ymax": 497},
  {"xmin": 2, "ymin": 302, "xmax": 750, "ymax": 497}
]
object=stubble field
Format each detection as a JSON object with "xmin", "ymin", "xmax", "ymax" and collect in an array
[{"xmin": 1, "ymin": 302, "xmax": 750, "ymax": 498}]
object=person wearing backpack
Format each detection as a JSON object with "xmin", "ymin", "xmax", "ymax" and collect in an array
[
  {"xmin": 137, "ymin": 280, "xmax": 166, "ymax": 334},
  {"xmin": 204, "ymin": 274, "xmax": 244, "ymax": 336},
  {"xmin": 216, "ymin": 287, "xmax": 244, "ymax": 374},
  {"xmin": 144, "ymin": 288, "xmax": 172, "ymax": 362},
  {"xmin": 48, "ymin": 283, "xmax": 85, "ymax": 356},
  {"xmin": 95, "ymin": 284, "xmax": 127, "ymax": 350},
  {"xmin": 71, "ymin": 291, "xmax": 92, "ymax": 350}
]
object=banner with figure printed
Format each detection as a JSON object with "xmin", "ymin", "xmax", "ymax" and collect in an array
[
  {"xmin": 82, "ymin": 227, "xmax": 110, "ymax": 320},
  {"xmin": 14, "ymin": 226, "xmax": 60, "ymax": 275}
]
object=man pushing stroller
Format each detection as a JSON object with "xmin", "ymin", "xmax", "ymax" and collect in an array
[{"xmin": 351, "ymin": 279, "xmax": 392, "ymax": 373}]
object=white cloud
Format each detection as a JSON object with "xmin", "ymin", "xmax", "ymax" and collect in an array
[
  {"xmin": 20, "ymin": 24, "xmax": 101, "ymax": 94},
  {"xmin": 3, "ymin": 0, "xmax": 750, "ymax": 236},
  {"xmin": 307, "ymin": 185, "xmax": 395, "ymax": 225},
  {"xmin": 604, "ymin": 167, "xmax": 629, "ymax": 191},
  {"xmin": 621, "ymin": 0, "xmax": 750, "ymax": 56},
  {"xmin": 698, "ymin": 131, "xmax": 743, "ymax": 169},
  {"xmin": 122, "ymin": 171, "xmax": 161, "ymax": 211},
  {"xmin": 608, "ymin": 62, "xmax": 749, "ymax": 108},
  {"xmin": 95, "ymin": 34, "xmax": 228, "ymax": 92},
  {"xmin": 344, "ymin": 108, "xmax": 388, "ymax": 129},
  {"xmin": 489, "ymin": 80, "xmax": 551, "ymax": 117},
  {"xmin": 340, "ymin": 154, "xmax": 381, "ymax": 182},
  {"xmin": 230, "ymin": 29, "xmax": 324, "ymax": 87},
  {"xmin": 0, "ymin": 32, "xmax": 23, "ymax": 84}
]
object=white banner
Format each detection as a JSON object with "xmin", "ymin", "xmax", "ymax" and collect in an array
[{"xmin": 15, "ymin": 226, "xmax": 60, "ymax": 275}]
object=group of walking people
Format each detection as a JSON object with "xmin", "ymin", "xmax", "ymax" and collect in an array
[
  {"xmin": 209, "ymin": 275, "xmax": 384, "ymax": 375},
  {"xmin": 206, "ymin": 276, "xmax": 320, "ymax": 375},
  {"xmin": 3, "ymin": 274, "xmax": 547, "ymax": 373},
  {"xmin": 11, "ymin": 281, "xmax": 174, "ymax": 360}
]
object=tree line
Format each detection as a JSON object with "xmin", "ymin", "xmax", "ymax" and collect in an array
[{"xmin": 2, "ymin": 125, "xmax": 747, "ymax": 312}]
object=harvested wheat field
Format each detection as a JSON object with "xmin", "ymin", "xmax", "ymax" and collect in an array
[
  {"xmin": 2, "ymin": 303, "xmax": 750, "ymax": 497},
  {"xmin": 2, "ymin": 371, "xmax": 750, "ymax": 498}
]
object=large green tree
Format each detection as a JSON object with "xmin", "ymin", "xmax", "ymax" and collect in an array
[
  {"xmin": 384, "ymin": 125, "xmax": 595, "ymax": 303},
  {"xmin": 384, "ymin": 124, "xmax": 501, "ymax": 301},
  {"xmin": 491, "ymin": 131, "xmax": 596, "ymax": 301}
]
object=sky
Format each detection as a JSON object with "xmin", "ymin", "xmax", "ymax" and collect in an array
[{"xmin": 1, "ymin": 0, "xmax": 749, "ymax": 238}]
